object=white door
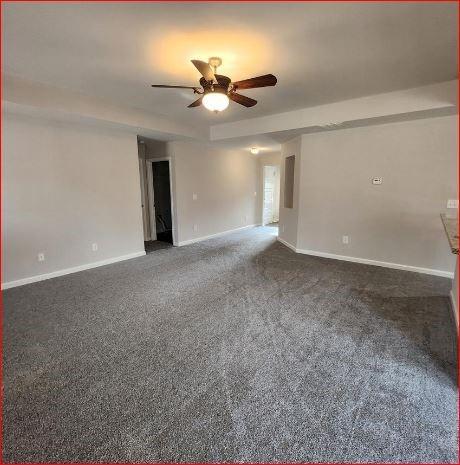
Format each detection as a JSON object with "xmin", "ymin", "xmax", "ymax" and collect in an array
[
  {"xmin": 138, "ymin": 158, "xmax": 151, "ymax": 241},
  {"xmin": 263, "ymin": 165, "xmax": 279, "ymax": 225}
]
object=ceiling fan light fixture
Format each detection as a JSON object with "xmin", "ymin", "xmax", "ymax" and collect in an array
[
  {"xmin": 202, "ymin": 90, "xmax": 230, "ymax": 112},
  {"xmin": 151, "ymin": 58, "xmax": 277, "ymax": 111}
]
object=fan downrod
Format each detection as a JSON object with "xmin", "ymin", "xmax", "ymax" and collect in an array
[{"xmin": 208, "ymin": 57, "xmax": 222, "ymax": 73}]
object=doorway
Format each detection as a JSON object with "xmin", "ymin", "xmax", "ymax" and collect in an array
[
  {"xmin": 262, "ymin": 165, "xmax": 280, "ymax": 231},
  {"xmin": 144, "ymin": 160, "xmax": 174, "ymax": 252},
  {"xmin": 150, "ymin": 160, "xmax": 173, "ymax": 243},
  {"xmin": 137, "ymin": 137, "xmax": 176, "ymax": 252}
]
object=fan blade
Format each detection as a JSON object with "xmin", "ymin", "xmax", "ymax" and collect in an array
[
  {"xmin": 191, "ymin": 60, "xmax": 217, "ymax": 83},
  {"xmin": 188, "ymin": 97, "xmax": 203, "ymax": 108},
  {"xmin": 151, "ymin": 84, "xmax": 198, "ymax": 90},
  {"xmin": 232, "ymin": 74, "xmax": 277, "ymax": 90},
  {"xmin": 230, "ymin": 92, "xmax": 257, "ymax": 107}
]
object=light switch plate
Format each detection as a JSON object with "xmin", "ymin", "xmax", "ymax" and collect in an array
[
  {"xmin": 372, "ymin": 177, "xmax": 383, "ymax": 185},
  {"xmin": 192, "ymin": 193, "xmax": 198, "ymax": 201}
]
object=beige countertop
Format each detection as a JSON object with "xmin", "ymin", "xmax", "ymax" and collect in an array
[{"xmin": 441, "ymin": 214, "xmax": 458, "ymax": 255}]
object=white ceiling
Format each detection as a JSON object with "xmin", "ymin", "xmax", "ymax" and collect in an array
[{"xmin": 3, "ymin": 1, "xmax": 458, "ymax": 131}]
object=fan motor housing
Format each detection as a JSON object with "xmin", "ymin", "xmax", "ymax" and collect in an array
[{"xmin": 200, "ymin": 75, "xmax": 232, "ymax": 94}]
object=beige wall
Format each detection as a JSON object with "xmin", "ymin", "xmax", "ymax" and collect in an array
[
  {"xmin": 258, "ymin": 152, "xmax": 282, "ymax": 166},
  {"xmin": 5, "ymin": 109, "xmax": 456, "ymax": 287},
  {"xmin": 144, "ymin": 139, "xmax": 168, "ymax": 160},
  {"xmin": 2, "ymin": 111, "xmax": 145, "ymax": 286},
  {"xmin": 279, "ymin": 137, "xmax": 302, "ymax": 248},
  {"xmin": 452, "ymin": 259, "xmax": 458, "ymax": 325},
  {"xmin": 290, "ymin": 115, "xmax": 457, "ymax": 274},
  {"xmin": 167, "ymin": 140, "xmax": 259, "ymax": 245}
]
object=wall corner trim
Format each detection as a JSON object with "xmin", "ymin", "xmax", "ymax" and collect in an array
[
  {"xmin": 449, "ymin": 289, "xmax": 459, "ymax": 332},
  {"xmin": 2, "ymin": 251, "xmax": 147, "ymax": 290},
  {"xmin": 178, "ymin": 224, "xmax": 260, "ymax": 247},
  {"xmin": 276, "ymin": 240, "xmax": 454, "ymax": 278},
  {"xmin": 276, "ymin": 237, "xmax": 297, "ymax": 252}
]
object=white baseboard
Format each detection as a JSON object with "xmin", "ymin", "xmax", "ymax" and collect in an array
[
  {"xmin": 178, "ymin": 224, "xmax": 259, "ymax": 247},
  {"xmin": 450, "ymin": 289, "xmax": 458, "ymax": 331},
  {"xmin": 2, "ymin": 251, "xmax": 146, "ymax": 290},
  {"xmin": 277, "ymin": 237, "xmax": 297, "ymax": 252},
  {"xmin": 276, "ymin": 238, "xmax": 453, "ymax": 278}
]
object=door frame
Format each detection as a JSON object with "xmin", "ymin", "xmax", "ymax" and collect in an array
[
  {"xmin": 146, "ymin": 157, "xmax": 177, "ymax": 246},
  {"xmin": 262, "ymin": 164, "xmax": 280, "ymax": 226},
  {"xmin": 146, "ymin": 161, "xmax": 157, "ymax": 241},
  {"xmin": 138, "ymin": 157, "xmax": 151, "ymax": 241}
]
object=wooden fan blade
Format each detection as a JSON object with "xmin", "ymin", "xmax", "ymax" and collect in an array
[
  {"xmin": 151, "ymin": 84, "xmax": 198, "ymax": 89},
  {"xmin": 191, "ymin": 60, "xmax": 217, "ymax": 83},
  {"xmin": 230, "ymin": 92, "xmax": 257, "ymax": 107},
  {"xmin": 232, "ymin": 74, "xmax": 277, "ymax": 90},
  {"xmin": 188, "ymin": 97, "xmax": 203, "ymax": 108}
]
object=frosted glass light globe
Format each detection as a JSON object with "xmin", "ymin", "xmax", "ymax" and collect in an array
[{"xmin": 202, "ymin": 92, "xmax": 230, "ymax": 112}]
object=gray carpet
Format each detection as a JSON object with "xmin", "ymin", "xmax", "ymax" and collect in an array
[
  {"xmin": 144, "ymin": 240, "xmax": 173, "ymax": 254},
  {"xmin": 3, "ymin": 226, "xmax": 458, "ymax": 463}
]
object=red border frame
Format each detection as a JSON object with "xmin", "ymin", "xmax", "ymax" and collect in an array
[{"xmin": 0, "ymin": 1, "xmax": 458, "ymax": 464}]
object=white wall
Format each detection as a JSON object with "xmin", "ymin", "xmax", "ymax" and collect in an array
[
  {"xmin": 167, "ymin": 140, "xmax": 259, "ymax": 245},
  {"xmin": 211, "ymin": 80, "xmax": 457, "ymax": 140},
  {"xmin": 4, "ymin": 75, "xmax": 206, "ymax": 140},
  {"xmin": 2, "ymin": 111, "xmax": 145, "ymax": 286},
  {"xmin": 289, "ymin": 115, "xmax": 457, "ymax": 275}
]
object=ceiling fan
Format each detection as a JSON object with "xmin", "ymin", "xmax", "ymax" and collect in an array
[{"xmin": 151, "ymin": 57, "xmax": 277, "ymax": 112}]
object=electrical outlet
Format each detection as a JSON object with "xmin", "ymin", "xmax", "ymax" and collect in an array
[
  {"xmin": 447, "ymin": 199, "xmax": 458, "ymax": 209},
  {"xmin": 342, "ymin": 235, "xmax": 349, "ymax": 244},
  {"xmin": 193, "ymin": 224, "xmax": 198, "ymax": 232},
  {"xmin": 92, "ymin": 243, "xmax": 98, "ymax": 252},
  {"xmin": 192, "ymin": 193, "xmax": 198, "ymax": 201},
  {"xmin": 38, "ymin": 252, "xmax": 45, "ymax": 262}
]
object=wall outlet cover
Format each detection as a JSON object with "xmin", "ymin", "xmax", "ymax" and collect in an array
[
  {"xmin": 342, "ymin": 235, "xmax": 349, "ymax": 244},
  {"xmin": 38, "ymin": 253, "xmax": 45, "ymax": 262},
  {"xmin": 192, "ymin": 193, "xmax": 198, "ymax": 201},
  {"xmin": 447, "ymin": 199, "xmax": 459, "ymax": 209},
  {"xmin": 92, "ymin": 243, "xmax": 98, "ymax": 251}
]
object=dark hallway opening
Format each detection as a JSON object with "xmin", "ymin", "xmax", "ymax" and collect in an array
[{"xmin": 152, "ymin": 160, "xmax": 173, "ymax": 244}]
